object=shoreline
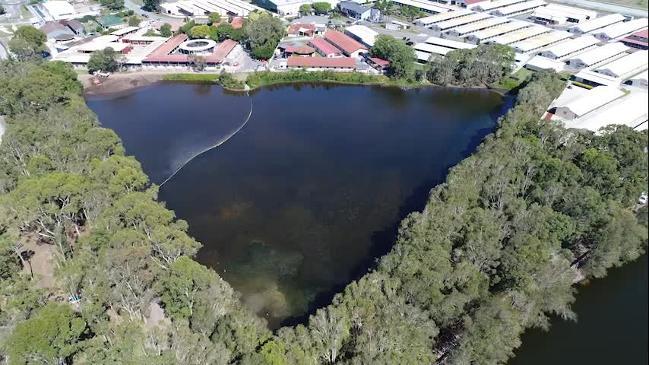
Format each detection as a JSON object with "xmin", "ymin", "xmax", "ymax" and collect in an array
[{"xmin": 81, "ymin": 70, "xmax": 511, "ymax": 97}]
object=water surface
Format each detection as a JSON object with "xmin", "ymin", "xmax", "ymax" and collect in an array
[{"xmin": 87, "ymin": 82, "xmax": 509, "ymax": 327}]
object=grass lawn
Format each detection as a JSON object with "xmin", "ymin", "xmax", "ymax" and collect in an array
[{"xmin": 493, "ymin": 68, "xmax": 534, "ymax": 91}]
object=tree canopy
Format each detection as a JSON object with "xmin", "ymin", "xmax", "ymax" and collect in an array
[
  {"xmin": 428, "ymin": 44, "xmax": 515, "ymax": 87},
  {"xmin": 8, "ymin": 26, "xmax": 47, "ymax": 61},
  {"xmin": 0, "ymin": 60, "xmax": 646, "ymax": 365},
  {"xmin": 370, "ymin": 34, "xmax": 416, "ymax": 79},
  {"xmin": 87, "ymin": 47, "xmax": 121, "ymax": 73},
  {"xmin": 243, "ymin": 13, "xmax": 285, "ymax": 59}
]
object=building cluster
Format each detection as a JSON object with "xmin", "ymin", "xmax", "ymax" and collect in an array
[
  {"xmin": 52, "ymin": 25, "xmax": 241, "ymax": 70},
  {"xmin": 275, "ymin": 22, "xmax": 390, "ymax": 72},
  {"xmin": 159, "ymin": 0, "xmax": 265, "ymax": 18}
]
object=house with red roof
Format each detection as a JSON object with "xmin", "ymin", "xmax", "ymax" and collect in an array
[
  {"xmin": 309, "ymin": 37, "xmax": 342, "ymax": 58},
  {"xmin": 288, "ymin": 23, "xmax": 317, "ymax": 37},
  {"xmin": 324, "ymin": 29, "xmax": 367, "ymax": 58}
]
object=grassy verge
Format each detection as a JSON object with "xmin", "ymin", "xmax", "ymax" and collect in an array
[
  {"xmin": 492, "ymin": 68, "xmax": 533, "ymax": 91},
  {"xmin": 245, "ymin": 70, "xmax": 425, "ymax": 90},
  {"xmin": 163, "ymin": 73, "xmax": 246, "ymax": 90}
]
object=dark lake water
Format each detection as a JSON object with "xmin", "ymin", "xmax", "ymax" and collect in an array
[
  {"xmin": 87, "ymin": 82, "xmax": 508, "ymax": 327},
  {"xmin": 511, "ymin": 256, "xmax": 648, "ymax": 365}
]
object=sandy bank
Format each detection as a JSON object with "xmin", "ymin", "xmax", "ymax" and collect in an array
[{"xmin": 81, "ymin": 71, "xmax": 170, "ymax": 97}]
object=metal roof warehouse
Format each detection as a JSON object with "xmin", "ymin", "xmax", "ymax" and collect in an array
[
  {"xmin": 538, "ymin": 35, "xmax": 600, "ymax": 59},
  {"xmin": 486, "ymin": 25, "xmax": 550, "ymax": 45},
  {"xmin": 511, "ymin": 31, "xmax": 572, "ymax": 53},
  {"xmin": 594, "ymin": 50, "xmax": 648, "ymax": 79},
  {"xmin": 592, "ymin": 18, "xmax": 649, "ymax": 41},
  {"xmin": 445, "ymin": 17, "xmax": 509, "ymax": 38},
  {"xmin": 568, "ymin": 14, "xmax": 626, "ymax": 34},
  {"xmin": 489, "ymin": 0, "xmax": 547, "ymax": 17},
  {"xmin": 554, "ymin": 86, "xmax": 625, "ymax": 119},
  {"xmin": 566, "ymin": 42, "xmax": 629, "ymax": 68},
  {"xmin": 415, "ymin": 9, "xmax": 473, "ymax": 27},
  {"xmin": 464, "ymin": 20, "xmax": 530, "ymax": 43}
]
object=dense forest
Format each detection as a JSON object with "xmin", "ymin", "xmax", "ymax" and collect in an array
[{"xmin": 0, "ymin": 60, "xmax": 646, "ymax": 365}]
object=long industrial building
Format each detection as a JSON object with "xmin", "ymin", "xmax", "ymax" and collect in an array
[
  {"xmin": 594, "ymin": 50, "xmax": 648, "ymax": 79},
  {"xmin": 563, "ymin": 92, "xmax": 648, "ymax": 132},
  {"xmin": 444, "ymin": 16, "xmax": 509, "ymax": 38},
  {"xmin": 392, "ymin": 0, "xmax": 455, "ymax": 13},
  {"xmin": 554, "ymin": 86, "xmax": 625, "ymax": 120},
  {"xmin": 529, "ymin": 3, "xmax": 597, "ymax": 25},
  {"xmin": 414, "ymin": 9, "xmax": 473, "ymax": 27},
  {"xmin": 471, "ymin": 0, "xmax": 526, "ymax": 12},
  {"xmin": 485, "ymin": 25, "xmax": 550, "ymax": 45},
  {"xmin": 489, "ymin": 0, "xmax": 547, "ymax": 17},
  {"xmin": 592, "ymin": 18, "xmax": 649, "ymax": 41},
  {"xmin": 430, "ymin": 12, "xmax": 492, "ymax": 32},
  {"xmin": 160, "ymin": 0, "xmax": 265, "ymax": 17},
  {"xmin": 538, "ymin": 35, "xmax": 600, "ymax": 59},
  {"xmin": 568, "ymin": 14, "xmax": 626, "ymax": 35},
  {"xmin": 511, "ymin": 30, "xmax": 572, "ymax": 53},
  {"xmin": 565, "ymin": 42, "xmax": 629, "ymax": 69},
  {"xmin": 463, "ymin": 20, "xmax": 530, "ymax": 43},
  {"xmin": 414, "ymin": 36, "xmax": 477, "ymax": 62}
]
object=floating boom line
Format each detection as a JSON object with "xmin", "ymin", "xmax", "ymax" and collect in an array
[{"xmin": 159, "ymin": 94, "xmax": 253, "ymax": 187}]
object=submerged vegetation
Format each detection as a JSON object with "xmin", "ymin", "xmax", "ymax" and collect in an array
[{"xmin": 0, "ymin": 60, "xmax": 646, "ymax": 364}]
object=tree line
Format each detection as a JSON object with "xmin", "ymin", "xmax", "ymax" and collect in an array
[{"xmin": 0, "ymin": 60, "xmax": 646, "ymax": 365}]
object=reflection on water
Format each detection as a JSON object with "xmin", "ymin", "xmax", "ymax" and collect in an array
[{"xmin": 88, "ymin": 83, "xmax": 511, "ymax": 328}]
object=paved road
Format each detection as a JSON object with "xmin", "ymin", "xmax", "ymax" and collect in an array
[{"xmin": 554, "ymin": 0, "xmax": 648, "ymax": 17}]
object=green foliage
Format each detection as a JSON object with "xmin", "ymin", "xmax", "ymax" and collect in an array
[
  {"xmin": 87, "ymin": 47, "xmax": 120, "ymax": 73},
  {"xmin": 427, "ymin": 43, "xmax": 515, "ymax": 87},
  {"xmin": 299, "ymin": 3, "xmax": 312, "ymax": 15},
  {"xmin": 189, "ymin": 24, "xmax": 213, "ymax": 39},
  {"xmin": 215, "ymin": 23, "xmax": 244, "ymax": 42},
  {"xmin": 5, "ymin": 303, "xmax": 88, "ymax": 365},
  {"xmin": 163, "ymin": 72, "xmax": 246, "ymax": 90},
  {"xmin": 127, "ymin": 15, "xmax": 140, "ymax": 27},
  {"xmin": 311, "ymin": 1, "xmax": 331, "ymax": 14},
  {"xmin": 8, "ymin": 25, "xmax": 47, "ymax": 60},
  {"xmin": 371, "ymin": 34, "xmax": 416, "ymax": 79},
  {"xmin": 142, "ymin": 0, "xmax": 159, "ymax": 11},
  {"xmin": 208, "ymin": 12, "xmax": 221, "ymax": 25},
  {"xmin": 245, "ymin": 70, "xmax": 392, "ymax": 89},
  {"xmin": 98, "ymin": 0, "xmax": 124, "ymax": 10},
  {"xmin": 159, "ymin": 23, "xmax": 173, "ymax": 37},
  {"xmin": 243, "ymin": 13, "xmax": 285, "ymax": 60}
]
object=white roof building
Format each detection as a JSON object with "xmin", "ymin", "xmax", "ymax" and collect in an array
[
  {"xmin": 345, "ymin": 25, "xmax": 378, "ymax": 47},
  {"xmin": 594, "ymin": 50, "xmax": 648, "ymax": 79},
  {"xmin": 568, "ymin": 14, "xmax": 626, "ymax": 34},
  {"xmin": 625, "ymin": 70, "xmax": 648, "ymax": 89},
  {"xmin": 423, "ymin": 36, "xmax": 477, "ymax": 49},
  {"xmin": 538, "ymin": 35, "xmax": 600, "ymax": 59},
  {"xmin": 592, "ymin": 18, "xmax": 649, "ymax": 41},
  {"xmin": 41, "ymin": 1, "xmax": 76, "ymax": 20},
  {"xmin": 524, "ymin": 55, "xmax": 565, "ymax": 72},
  {"xmin": 554, "ymin": 86, "xmax": 625, "ymax": 120},
  {"xmin": 472, "ymin": 0, "xmax": 527, "ymax": 12},
  {"xmin": 563, "ymin": 92, "xmax": 648, "ymax": 132},
  {"xmin": 444, "ymin": 17, "xmax": 509, "ymax": 38},
  {"xmin": 530, "ymin": 3, "xmax": 596, "ymax": 25},
  {"xmin": 392, "ymin": 0, "xmax": 454, "ymax": 13},
  {"xmin": 163, "ymin": 0, "xmax": 271, "ymax": 16},
  {"xmin": 415, "ymin": 9, "xmax": 473, "ymax": 26},
  {"xmin": 511, "ymin": 30, "xmax": 572, "ymax": 53},
  {"xmin": 463, "ymin": 20, "xmax": 530, "ymax": 43},
  {"xmin": 430, "ymin": 12, "xmax": 492, "ymax": 32},
  {"xmin": 486, "ymin": 25, "xmax": 550, "ymax": 45},
  {"xmin": 566, "ymin": 42, "xmax": 629, "ymax": 69},
  {"xmin": 414, "ymin": 42, "xmax": 454, "ymax": 57},
  {"xmin": 489, "ymin": 0, "xmax": 547, "ymax": 17},
  {"xmin": 573, "ymin": 69, "xmax": 622, "ymax": 87}
]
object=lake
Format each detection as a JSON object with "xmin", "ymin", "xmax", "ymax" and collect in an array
[{"xmin": 87, "ymin": 82, "xmax": 508, "ymax": 327}]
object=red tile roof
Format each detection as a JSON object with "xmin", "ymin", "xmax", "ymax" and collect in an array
[
  {"xmin": 369, "ymin": 57, "xmax": 389, "ymax": 67},
  {"xmin": 144, "ymin": 36, "xmax": 237, "ymax": 64},
  {"xmin": 324, "ymin": 29, "xmax": 366, "ymax": 55},
  {"xmin": 230, "ymin": 17, "xmax": 244, "ymax": 29},
  {"xmin": 288, "ymin": 23, "xmax": 316, "ymax": 35},
  {"xmin": 283, "ymin": 45, "xmax": 316, "ymax": 55},
  {"xmin": 309, "ymin": 37, "xmax": 342, "ymax": 56},
  {"xmin": 287, "ymin": 56, "xmax": 356, "ymax": 69}
]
